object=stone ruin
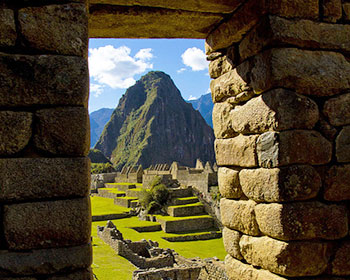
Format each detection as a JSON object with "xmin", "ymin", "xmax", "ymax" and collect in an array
[
  {"xmin": 1, "ymin": 0, "xmax": 349, "ymax": 279},
  {"xmin": 115, "ymin": 165, "xmax": 144, "ymax": 184},
  {"xmin": 98, "ymin": 221, "xmax": 228, "ymax": 280},
  {"xmin": 98, "ymin": 221, "xmax": 175, "ymax": 269}
]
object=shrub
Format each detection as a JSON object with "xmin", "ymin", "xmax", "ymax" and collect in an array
[
  {"xmin": 91, "ymin": 163, "xmax": 115, "ymax": 174},
  {"xmin": 210, "ymin": 186, "xmax": 221, "ymax": 202},
  {"xmin": 151, "ymin": 184, "xmax": 169, "ymax": 205},
  {"xmin": 139, "ymin": 189, "xmax": 153, "ymax": 209},
  {"xmin": 150, "ymin": 175, "xmax": 162, "ymax": 188},
  {"xmin": 147, "ymin": 201, "xmax": 161, "ymax": 213}
]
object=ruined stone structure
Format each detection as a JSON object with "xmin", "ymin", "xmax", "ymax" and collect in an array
[
  {"xmin": 115, "ymin": 165, "xmax": 143, "ymax": 183},
  {"xmin": 1, "ymin": 0, "xmax": 349, "ymax": 279}
]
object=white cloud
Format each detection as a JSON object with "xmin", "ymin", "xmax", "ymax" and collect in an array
[
  {"xmin": 181, "ymin": 47, "xmax": 209, "ymax": 71},
  {"xmin": 90, "ymin": 83, "xmax": 105, "ymax": 97},
  {"xmin": 206, "ymin": 88, "xmax": 211, "ymax": 94},
  {"xmin": 188, "ymin": 95, "xmax": 198, "ymax": 101},
  {"xmin": 177, "ymin": 67, "xmax": 186, "ymax": 74},
  {"xmin": 88, "ymin": 45, "xmax": 154, "ymax": 90}
]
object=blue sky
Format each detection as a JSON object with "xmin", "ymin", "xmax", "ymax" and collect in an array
[{"xmin": 88, "ymin": 39, "xmax": 211, "ymax": 113}]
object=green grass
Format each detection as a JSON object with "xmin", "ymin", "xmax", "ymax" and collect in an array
[
  {"xmin": 155, "ymin": 214, "xmax": 212, "ymax": 221},
  {"xmin": 105, "ymin": 182, "xmax": 143, "ymax": 187},
  {"xmin": 102, "ymin": 188, "xmax": 125, "ymax": 195},
  {"xmin": 175, "ymin": 196, "xmax": 198, "ymax": 201},
  {"xmin": 168, "ymin": 202, "xmax": 203, "ymax": 209},
  {"xmin": 117, "ymin": 196, "xmax": 138, "ymax": 200},
  {"xmin": 91, "ymin": 196, "xmax": 226, "ymax": 280},
  {"xmin": 91, "ymin": 196, "xmax": 129, "ymax": 216}
]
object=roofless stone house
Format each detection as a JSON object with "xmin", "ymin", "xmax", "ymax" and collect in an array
[{"xmin": 0, "ymin": 0, "xmax": 349, "ymax": 279}]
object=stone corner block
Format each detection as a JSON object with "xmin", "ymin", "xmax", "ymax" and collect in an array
[
  {"xmin": 324, "ymin": 93, "xmax": 350, "ymax": 127},
  {"xmin": 0, "ymin": 9, "xmax": 17, "ymax": 47},
  {"xmin": 331, "ymin": 241, "xmax": 350, "ymax": 276},
  {"xmin": 34, "ymin": 107, "xmax": 90, "ymax": 156},
  {"xmin": 4, "ymin": 197, "xmax": 91, "ymax": 250},
  {"xmin": 255, "ymin": 202, "xmax": 348, "ymax": 241},
  {"xmin": 222, "ymin": 227, "xmax": 243, "ymax": 260},
  {"xmin": 215, "ymin": 135, "xmax": 258, "ymax": 167},
  {"xmin": 324, "ymin": 164, "xmax": 350, "ymax": 201},
  {"xmin": 220, "ymin": 198, "xmax": 260, "ymax": 236},
  {"xmin": 257, "ymin": 130, "xmax": 332, "ymax": 168},
  {"xmin": 336, "ymin": 126, "xmax": 350, "ymax": 163},
  {"xmin": 218, "ymin": 167, "xmax": 242, "ymax": 199}
]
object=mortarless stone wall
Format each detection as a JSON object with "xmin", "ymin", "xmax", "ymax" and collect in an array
[
  {"xmin": 0, "ymin": 0, "xmax": 92, "ymax": 279},
  {"xmin": 208, "ymin": 0, "xmax": 350, "ymax": 279}
]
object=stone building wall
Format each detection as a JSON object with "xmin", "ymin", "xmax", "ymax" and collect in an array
[
  {"xmin": 208, "ymin": 1, "xmax": 350, "ymax": 279},
  {"xmin": 0, "ymin": 0, "xmax": 92, "ymax": 279}
]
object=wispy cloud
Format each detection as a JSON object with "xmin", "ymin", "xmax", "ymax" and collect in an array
[
  {"xmin": 90, "ymin": 83, "xmax": 105, "ymax": 97},
  {"xmin": 188, "ymin": 95, "xmax": 198, "ymax": 101},
  {"xmin": 181, "ymin": 47, "xmax": 209, "ymax": 71},
  {"xmin": 177, "ymin": 67, "xmax": 186, "ymax": 74},
  {"xmin": 88, "ymin": 45, "xmax": 154, "ymax": 91}
]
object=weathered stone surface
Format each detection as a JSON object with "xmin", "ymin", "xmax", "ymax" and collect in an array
[
  {"xmin": 317, "ymin": 116, "xmax": 338, "ymax": 141},
  {"xmin": 210, "ymin": 61, "xmax": 251, "ymax": 103},
  {"xmin": 324, "ymin": 93, "xmax": 350, "ymax": 127},
  {"xmin": 89, "ymin": 0, "xmax": 241, "ymax": 13},
  {"xmin": 230, "ymin": 89, "xmax": 319, "ymax": 134},
  {"xmin": 0, "ymin": 158, "xmax": 90, "ymax": 202},
  {"xmin": 344, "ymin": 3, "xmax": 350, "ymax": 20},
  {"xmin": 220, "ymin": 199, "xmax": 260, "ymax": 236},
  {"xmin": 0, "ymin": 9, "xmax": 16, "ymax": 47},
  {"xmin": 322, "ymin": 0, "xmax": 342, "ymax": 22},
  {"xmin": 239, "ymin": 165, "xmax": 321, "ymax": 202},
  {"xmin": 46, "ymin": 269, "xmax": 92, "ymax": 280},
  {"xmin": 0, "ymin": 53, "xmax": 88, "ymax": 107},
  {"xmin": 240, "ymin": 235, "xmax": 329, "ymax": 277},
  {"xmin": 222, "ymin": 227, "xmax": 242, "ymax": 260},
  {"xmin": 19, "ymin": 4, "xmax": 88, "ymax": 57},
  {"xmin": 89, "ymin": 5, "xmax": 223, "ymax": 39},
  {"xmin": 225, "ymin": 255, "xmax": 286, "ymax": 280},
  {"xmin": 0, "ymin": 244, "xmax": 92, "ymax": 276},
  {"xmin": 331, "ymin": 241, "xmax": 350, "ymax": 276},
  {"xmin": 206, "ymin": 0, "xmax": 319, "ymax": 53},
  {"xmin": 34, "ymin": 107, "xmax": 90, "ymax": 156},
  {"xmin": 212, "ymin": 48, "xmax": 350, "ymax": 101},
  {"xmin": 218, "ymin": 167, "xmax": 242, "ymax": 199},
  {"xmin": 324, "ymin": 165, "xmax": 350, "ymax": 201},
  {"xmin": 215, "ymin": 135, "xmax": 258, "ymax": 167},
  {"xmin": 209, "ymin": 56, "xmax": 234, "ymax": 79},
  {"xmin": 255, "ymin": 202, "xmax": 348, "ymax": 241},
  {"xmin": 212, "ymin": 102, "xmax": 237, "ymax": 139},
  {"xmin": 257, "ymin": 130, "xmax": 332, "ymax": 168},
  {"xmin": 4, "ymin": 198, "xmax": 91, "ymax": 250},
  {"xmin": 240, "ymin": 15, "xmax": 350, "ymax": 61},
  {"xmin": 336, "ymin": 126, "xmax": 350, "ymax": 163},
  {"xmin": 0, "ymin": 111, "xmax": 32, "ymax": 156}
]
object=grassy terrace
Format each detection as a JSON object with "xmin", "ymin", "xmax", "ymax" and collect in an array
[{"xmin": 91, "ymin": 195, "xmax": 225, "ymax": 279}]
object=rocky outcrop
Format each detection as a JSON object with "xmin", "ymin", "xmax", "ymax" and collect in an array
[{"xmin": 95, "ymin": 71, "xmax": 215, "ymax": 170}]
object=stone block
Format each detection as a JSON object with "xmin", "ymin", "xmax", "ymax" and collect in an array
[
  {"xmin": 344, "ymin": 3, "xmax": 350, "ymax": 20},
  {"xmin": 212, "ymin": 102, "xmax": 237, "ymax": 139},
  {"xmin": 218, "ymin": 167, "xmax": 242, "ymax": 199},
  {"xmin": 210, "ymin": 61, "xmax": 251, "ymax": 103},
  {"xmin": 225, "ymin": 255, "xmax": 286, "ymax": 280},
  {"xmin": 324, "ymin": 165, "xmax": 350, "ymax": 201},
  {"xmin": 220, "ymin": 199, "xmax": 260, "ymax": 236},
  {"xmin": 239, "ymin": 15, "xmax": 350, "ymax": 61},
  {"xmin": 0, "ymin": 244, "xmax": 91, "ymax": 276},
  {"xmin": 0, "ymin": 158, "xmax": 90, "ymax": 202},
  {"xmin": 0, "ymin": 9, "xmax": 16, "ymax": 47},
  {"xmin": 331, "ymin": 241, "xmax": 350, "ymax": 276},
  {"xmin": 230, "ymin": 89, "xmax": 319, "ymax": 134},
  {"xmin": 89, "ymin": 5, "xmax": 223, "ymax": 39},
  {"xmin": 257, "ymin": 130, "xmax": 332, "ymax": 168},
  {"xmin": 18, "ymin": 4, "xmax": 88, "ymax": 57},
  {"xmin": 336, "ymin": 126, "xmax": 350, "ymax": 163},
  {"xmin": 324, "ymin": 93, "xmax": 350, "ymax": 127},
  {"xmin": 317, "ymin": 115, "xmax": 338, "ymax": 141},
  {"xmin": 89, "ymin": 0, "xmax": 241, "ymax": 13},
  {"xmin": 0, "ymin": 53, "xmax": 88, "ymax": 107},
  {"xmin": 322, "ymin": 0, "xmax": 342, "ymax": 22},
  {"xmin": 206, "ymin": 0, "xmax": 319, "ymax": 53},
  {"xmin": 209, "ymin": 56, "xmax": 234, "ymax": 79},
  {"xmin": 255, "ymin": 202, "xmax": 348, "ymax": 241},
  {"xmin": 46, "ymin": 269, "xmax": 93, "ymax": 280},
  {"xmin": 240, "ymin": 235, "xmax": 329, "ymax": 277},
  {"xmin": 215, "ymin": 135, "xmax": 258, "ymax": 167},
  {"xmin": 222, "ymin": 227, "xmax": 242, "ymax": 260},
  {"xmin": 4, "ymin": 198, "xmax": 91, "ymax": 250},
  {"xmin": 34, "ymin": 107, "xmax": 90, "ymax": 156},
  {"xmin": 239, "ymin": 165, "xmax": 321, "ymax": 203},
  {"xmin": 0, "ymin": 111, "xmax": 32, "ymax": 156}
]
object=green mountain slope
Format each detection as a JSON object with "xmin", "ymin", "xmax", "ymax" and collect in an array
[{"xmin": 94, "ymin": 71, "xmax": 215, "ymax": 170}]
